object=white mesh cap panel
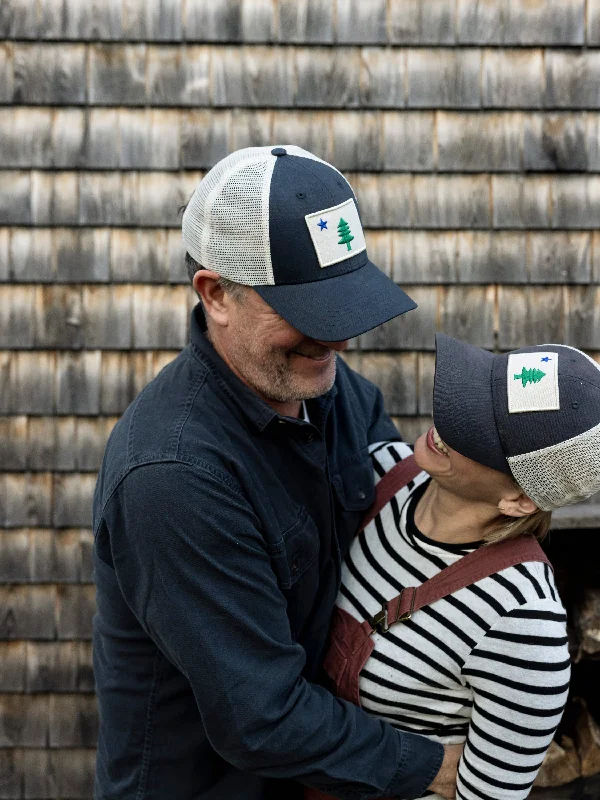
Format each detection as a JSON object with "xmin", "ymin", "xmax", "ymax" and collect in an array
[
  {"xmin": 181, "ymin": 145, "xmax": 354, "ymax": 285},
  {"xmin": 183, "ymin": 148, "xmax": 275, "ymax": 285},
  {"xmin": 508, "ymin": 420, "xmax": 600, "ymax": 510}
]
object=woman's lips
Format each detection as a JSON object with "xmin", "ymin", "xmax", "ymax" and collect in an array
[{"xmin": 426, "ymin": 426, "xmax": 449, "ymax": 457}]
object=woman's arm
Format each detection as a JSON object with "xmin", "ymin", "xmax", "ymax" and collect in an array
[{"xmin": 458, "ymin": 598, "xmax": 570, "ymax": 800}]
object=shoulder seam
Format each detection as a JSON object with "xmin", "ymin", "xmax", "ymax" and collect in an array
[{"xmin": 94, "ymin": 457, "xmax": 244, "ymax": 537}]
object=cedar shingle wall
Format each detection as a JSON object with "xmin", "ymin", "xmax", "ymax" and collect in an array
[{"xmin": 1, "ymin": 1, "xmax": 599, "ymax": 795}]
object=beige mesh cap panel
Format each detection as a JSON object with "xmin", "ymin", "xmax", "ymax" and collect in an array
[
  {"xmin": 506, "ymin": 347, "xmax": 600, "ymax": 510},
  {"xmin": 508, "ymin": 421, "xmax": 600, "ymax": 511},
  {"xmin": 181, "ymin": 145, "xmax": 350, "ymax": 286}
]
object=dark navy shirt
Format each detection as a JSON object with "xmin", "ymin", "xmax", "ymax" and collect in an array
[{"xmin": 92, "ymin": 304, "xmax": 443, "ymax": 800}]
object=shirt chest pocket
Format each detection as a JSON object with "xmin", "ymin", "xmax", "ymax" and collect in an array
[
  {"xmin": 267, "ymin": 508, "xmax": 320, "ymax": 591},
  {"xmin": 331, "ymin": 457, "xmax": 375, "ymax": 512}
]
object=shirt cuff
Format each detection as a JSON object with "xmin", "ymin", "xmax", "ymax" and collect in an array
[{"xmin": 384, "ymin": 731, "xmax": 444, "ymax": 800}]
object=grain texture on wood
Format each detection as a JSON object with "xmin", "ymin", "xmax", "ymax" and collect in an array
[
  {"xmin": 335, "ymin": 0, "xmax": 387, "ymax": 44},
  {"xmin": 0, "ymin": 529, "xmax": 92, "ymax": 583},
  {"xmin": 0, "ymin": 748, "xmax": 95, "ymax": 799},
  {"xmin": 412, "ymin": 175, "xmax": 490, "ymax": 229},
  {"xmin": 277, "ymin": 0, "xmax": 333, "ymax": 43},
  {"xmin": 497, "ymin": 286, "xmax": 565, "ymax": 349},
  {"xmin": 483, "ymin": 49, "xmax": 544, "ymax": 108},
  {"xmin": 457, "ymin": 0, "xmax": 585, "ymax": 45},
  {"xmin": 0, "ymin": 585, "xmax": 56, "ymax": 640},
  {"xmin": 25, "ymin": 641, "xmax": 94, "ymax": 693},
  {"xmin": 389, "ymin": 0, "xmax": 456, "ymax": 44},
  {"xmin": 407, "ymin": 49, "xmax": 481, "ymax": 109},
  {"xmin": 343, "ymin": 353, "xmax": 418, "ymax": 415},
  {"xmin": 439, "ymin": 286, "xmax": 496, "ymax": 348},
  {"xmin": 12, "ymin": 44, "xmax": 86, "ymax": 105}
]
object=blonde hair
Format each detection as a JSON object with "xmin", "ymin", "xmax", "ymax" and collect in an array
[{"xmin": 483, "ymin": 502, "xmax": 552, "ymax": 546}]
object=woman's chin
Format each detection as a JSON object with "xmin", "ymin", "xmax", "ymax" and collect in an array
[{"xmin": 413, "ymin": 434, "xmax": 431, "ymax": 471}]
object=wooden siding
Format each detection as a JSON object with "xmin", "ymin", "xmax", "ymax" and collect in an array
[{"xmin": 1, "ymin": 2, "xmax": 599, "ymax": 796}]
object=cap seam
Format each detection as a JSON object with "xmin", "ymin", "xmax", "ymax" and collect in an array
[{"xmin": 292, "ymin": 157, "xmax": 339, "ymax": 206}]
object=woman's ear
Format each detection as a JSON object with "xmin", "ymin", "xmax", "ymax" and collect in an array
[{"xmin": 498, "ymin": 492, "xmax": 539, "ymax": 518}]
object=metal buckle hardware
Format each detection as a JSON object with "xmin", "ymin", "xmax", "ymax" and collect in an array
[
  {"xmin": 371, "ymin": 607, "xmax": 388, "ymax": 633},
  {"xmin": 370, "ymin": 588, "xmax": 416, "ymax": 634},
  {"xmin": 396, "ymin": 587, "xmax": 416, "ymax": 623}
]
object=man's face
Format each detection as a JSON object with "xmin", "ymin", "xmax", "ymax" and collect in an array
[{"xmin": 218, "ymin": 289, "xmax": 349, "ymax": 404}]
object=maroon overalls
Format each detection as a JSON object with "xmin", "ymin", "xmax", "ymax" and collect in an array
[{"xmin": 305, "ymin": 456, "xmax": 551, "ymax": 800}]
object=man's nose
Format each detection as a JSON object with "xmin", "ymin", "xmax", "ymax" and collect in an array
[{"xmin": 315, "ymin": 339, "xmax": 350, "ymax": 352}]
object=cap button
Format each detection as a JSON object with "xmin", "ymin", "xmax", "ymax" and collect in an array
[{"xmin": 271, "ymin": 147, "xmax": 287, "ymax": 156}]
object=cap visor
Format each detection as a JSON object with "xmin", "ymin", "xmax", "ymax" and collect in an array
[
  {"xmin": 434, "ymin": 333, "xmax": 510, "ymax": 474},
  {"xmin": 254, "ymin": 261, "xmax": 417, "ymax": 342}
]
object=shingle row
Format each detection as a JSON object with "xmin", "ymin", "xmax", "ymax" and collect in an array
[
  {"xmin": 2, "ymin": 108, "xmax": 600, "ymax": 171},
  {"xmin": 3, "ymin": 43, "xmax": 600, "ymax": 109},
  {"xmin": 1, "ymin": 344, "xmax": 599, "ymax": 418},
  {"xmin": 0, "ymin": 0, "xmax": 593, "ymax": 45},
  {"xmin": 4, "ymin": 171, "xmax": 600, "ymax": 228},
  {"xmin": 0, "ymin": 529, "xmax": 93, "ymax": 582},
  {"xmin": 0, "ymin": 640, "xmax": 94, "ymax": 692},
  {"xmin": 0, "ymin": 583, "xmax": 95, "ymax": 638},
  {"xmin": 0, "ymin": 694, "xmax": 97, "ymax": 746},
  {"xmin": 2, "ymin": 286, "xmax": 600, "ymax": 351},
  {"xmin": 1, "ymin": 228, "xmax": 595, "ymax": 285}
]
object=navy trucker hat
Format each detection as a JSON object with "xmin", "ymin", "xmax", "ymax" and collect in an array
[
  {"xmin": 433, "ymin": 333, "xmax": 600, "ymax": 510},
  {"xmin": 181, "ymin": 145, "xmax": 416, "ymax": 341}
]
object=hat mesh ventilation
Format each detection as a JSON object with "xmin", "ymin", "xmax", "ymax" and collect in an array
[
  {"xmin": 183, "ymin": 149, "xmax": 275, "ymax": 285},
  {"xmin": 508, "ymin": 421, "xmax": 600, "ymax": 510}
]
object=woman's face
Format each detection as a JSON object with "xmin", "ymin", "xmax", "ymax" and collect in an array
[{"xmin": 414, "ymin": 425, "xmax": 517, "ymax": 505}]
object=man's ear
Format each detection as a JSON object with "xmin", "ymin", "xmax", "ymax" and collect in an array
[
  {"xmin": 193, "ymin": 270, "xmax": 229, "ymax": 328},
  {"xmin": 498, "ymin": 492, "xmax": 539, "ymax": 518}
]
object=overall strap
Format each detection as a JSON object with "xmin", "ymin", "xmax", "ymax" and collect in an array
[
  {"xmin": 369, "ymin": 535, "xmax": 552, "ymax": 634},
  {"xmin": 359, "ymin": 454, "xmax": 423, "ymax": 533}
]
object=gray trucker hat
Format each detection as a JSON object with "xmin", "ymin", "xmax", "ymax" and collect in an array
[{"xmin": 433, "ymin": 334, "xmax": 600, "ymax": 511}]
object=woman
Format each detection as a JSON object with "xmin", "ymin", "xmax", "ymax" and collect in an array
[{"xmin": 311, "ymin": 335, "xmax": 600, "ymax": 800}]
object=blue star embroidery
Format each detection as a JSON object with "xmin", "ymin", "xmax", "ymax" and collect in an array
[
  {"xmin": 541, "ymin": 357, "xmax": 551, "ymax": 362},
  {"xmin": 317, "ymin": 218, "xmax": 328, "ymax": 231}
]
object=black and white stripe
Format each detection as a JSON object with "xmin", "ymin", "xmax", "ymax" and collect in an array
[{"xmin": 337, "ymin": 442, "xmax": 570, "ymax": 800}]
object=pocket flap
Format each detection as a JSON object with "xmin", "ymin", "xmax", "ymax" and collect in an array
[{"xmin": 331, "ymin": 457, "xmax": 374, "ymax": 512}]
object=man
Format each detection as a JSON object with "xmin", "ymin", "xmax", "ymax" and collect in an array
[{"xmin": 92, "ymin": 145, "xmax": 461, "ymax": 799}]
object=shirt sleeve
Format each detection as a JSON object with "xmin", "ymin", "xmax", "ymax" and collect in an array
[
  {"xmin": 458, "ymin": 599, "xmax": 570, "ymax": 800},
  {"xmin": 105, "ymin": 461, "xmax": 442, "ymax": 800}
]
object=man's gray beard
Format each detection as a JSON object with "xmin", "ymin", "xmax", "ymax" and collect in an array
[{"xmin": 255, "ymin": 355, "xmax": 338, "ymax": 403}]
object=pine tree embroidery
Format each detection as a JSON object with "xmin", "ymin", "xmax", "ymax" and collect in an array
[
  {"xmin": 337, "ymin": 218, "xmax": 354, "ymax": 250},
  {"xmin": 514, "ymin": 367, "xmax": 546, "ymax": 387}
]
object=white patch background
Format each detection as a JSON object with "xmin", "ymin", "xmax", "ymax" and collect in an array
[
  {"xmin": 507, "ymin": 352, "xmax": 560, "ymax": 413},
  {"xmin": 305, "ymin": 198, "xmax": 367, "ymax": 268}
]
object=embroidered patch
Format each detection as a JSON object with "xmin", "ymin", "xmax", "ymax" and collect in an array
[
  {"xmin": 507, "ymin": 353, "xmax": 559, "ymax": 413},
  {"xmin": 305, "ymin": 198, "xmax": 367, "ymax": 268}
]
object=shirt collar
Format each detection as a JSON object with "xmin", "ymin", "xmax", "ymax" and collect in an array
[{"xmin": 188, "ymin": 304, "xmax": 337, "ymax": 434}]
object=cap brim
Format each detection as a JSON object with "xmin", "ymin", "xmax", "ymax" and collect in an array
[
  {"xmin": 253, "ymin": 261, "xmax": 417, "ymax": 342},
  {"xmin": 433, "ymin": 333, "xmax": 510, "ymax": 474}
]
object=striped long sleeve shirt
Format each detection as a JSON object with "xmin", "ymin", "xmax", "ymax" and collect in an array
[{"xmin": 336, "ymin": 442, "xmax": 570, "ymax": 800}]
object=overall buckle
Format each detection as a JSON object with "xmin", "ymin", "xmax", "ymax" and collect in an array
[
  {"xmin": 371, "ymin": 607, "xmax": 388, "ymax": 633},
  {"xmin": 370, "ymin": 588, "xmax": 416, "ymax": 634}
]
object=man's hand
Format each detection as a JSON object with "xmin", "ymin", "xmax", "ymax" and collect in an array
[{"xmin": 427, "ymin": 743, "xmax": 464, "ymax": 799}]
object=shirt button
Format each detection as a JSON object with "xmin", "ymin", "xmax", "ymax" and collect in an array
[
  {"xmin": 291, "ymin": 559, "xmax": 299, "ymax": 574},
  {"xmin": 306, "ymin": 432, "xmax": 314, "ymax": 444},
  {"xmin": 357, "ymin": 489, "xmax": 366, "ymax": 500}
]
